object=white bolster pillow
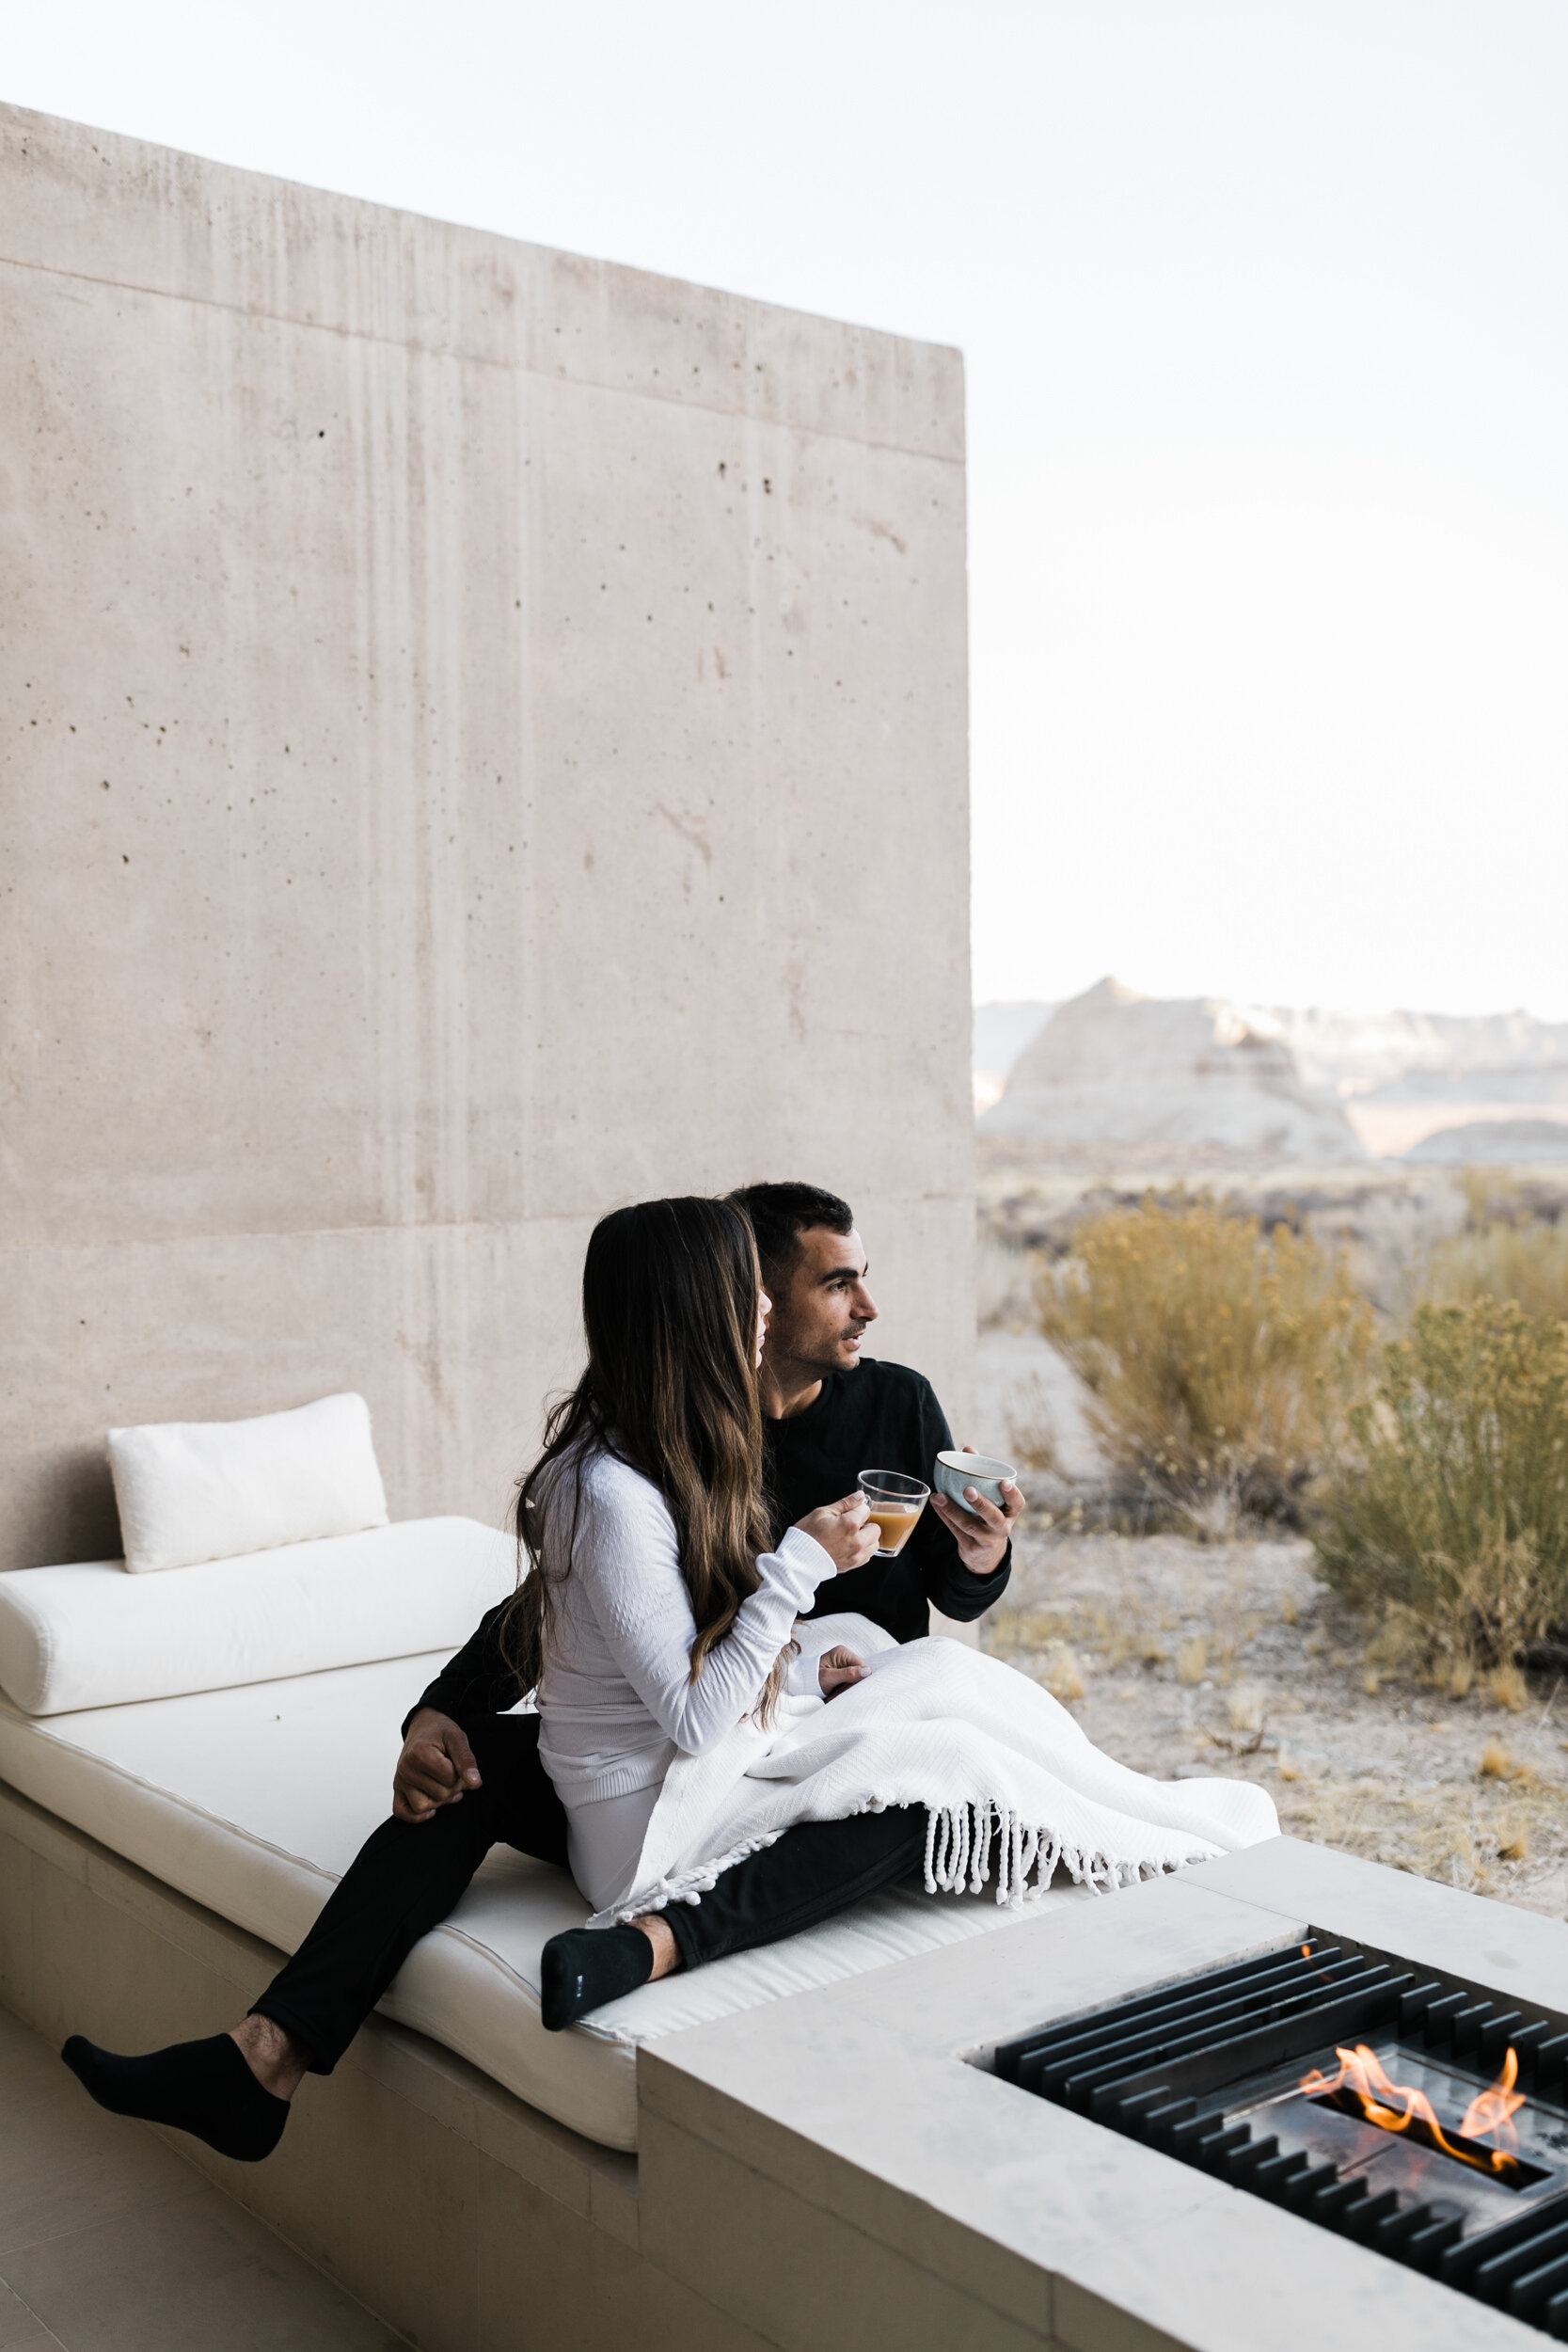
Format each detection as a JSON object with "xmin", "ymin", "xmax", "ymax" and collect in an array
[{"xmin": 0, "ymin": 1518, "xmax": 518, "ymax": 1716}]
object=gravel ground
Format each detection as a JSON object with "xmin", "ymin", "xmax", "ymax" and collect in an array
[{"xmin": 982, "ymin": 1526, "xmax": 1568, "ymax": 1919}]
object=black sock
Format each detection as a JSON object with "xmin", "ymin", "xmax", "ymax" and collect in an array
[
  {"xmin": 61, "ymin": 2031, "xmax": 291, "ymax": 2163},
  {"xmin": 540, "ymin": 1926, "xmax": 656, "ymax": 2031}
]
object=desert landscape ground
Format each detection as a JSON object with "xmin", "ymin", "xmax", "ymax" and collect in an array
[
  {"xmin": 976, "ymin": 1481, "xmax": 1568, "ymax": 1923},
  {"xmin": 970, "ymin": 1144, "xmax": 1568, "ymax": 1926}
]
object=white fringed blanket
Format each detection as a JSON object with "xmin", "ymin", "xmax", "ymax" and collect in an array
[{"xmin": 588, "ymin": 1636, "xmax": 1278, "ymax": 1927}]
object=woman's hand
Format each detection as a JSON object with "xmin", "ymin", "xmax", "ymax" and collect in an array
[
  {"xmin": 796, "ymin": 1491, "xmax": 878, "ymax": 1573},
  {"xmin": 817, "ymin": 1645, "xmax": 868, "ymax": 1698}
]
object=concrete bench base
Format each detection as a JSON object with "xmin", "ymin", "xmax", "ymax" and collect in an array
[{"xmin": 0, "ymin": 1778, "xmax": 764, "ymax": 2352}]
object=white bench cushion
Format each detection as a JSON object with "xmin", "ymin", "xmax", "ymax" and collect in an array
[
  {"xmin": 0, "ymin": 1651, "xmax": 1089, "ymax": 2150},
  {"xmin": 0, "ymin": 1518, "xmax": 516, "ymax": 1715}
]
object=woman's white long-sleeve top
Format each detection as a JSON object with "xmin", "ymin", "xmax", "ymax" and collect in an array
[{"xmin": 535, "ymin": 1444, "xmax": 838, "ymax": 1810}]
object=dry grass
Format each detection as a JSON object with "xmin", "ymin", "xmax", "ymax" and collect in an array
[
  {"xmin": 1041, "ymin": 1645, "xmax": 1086, "ymax": 1703},
  {"xmin": 1315, "ymin": 1300, "xmax": 1568, "ymax": 1677},
  {"xmin": 1226, "ymin": 1686, "xmax": 1266, "ymax": 1733},
  {"xmin": 988, "ymin": 1607, "xmax": 1079, "ymax": 1653},
  {"xmin": 1175, "ymin": 1636, "xmax": 1208, "ymax": 1685},
  {"xmin": 981, "ymin": 1517, "xmax": 1568, "ymax": 1918},
  {"xmin": 1421, "ymin": 1210, "xmax": 1568, "ymax": 1325},
  {"xmin": 1036, "ymin": 1193, "xmax": 1371, "ymax": 1526},
  {"xmin": 1273, "ymin": 1773, "xmax": 1555, "ymax": 1894}
]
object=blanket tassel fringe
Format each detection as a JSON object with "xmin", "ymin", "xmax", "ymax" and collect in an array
[
  {"xmin": 921, "ymin": 1800, "xmax": 1178, "ymax": 1906},
  {"xmin": 605, "ymin": 1800, "xmax": 1202, "ymax": 1927}
]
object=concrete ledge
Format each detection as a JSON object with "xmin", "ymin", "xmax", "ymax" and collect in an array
[{"xmin": 0, "ymin": 1777, "xmax": 764, "ymax": 2352}]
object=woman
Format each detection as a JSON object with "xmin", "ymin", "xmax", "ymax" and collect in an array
[
  {"xmin": 509, "ymin": 1194, "xmax": 886, "ymax": 2015},
  {"xmin": 58, "ymin": 1195, "xmax": 877, "ymax": 2163}
]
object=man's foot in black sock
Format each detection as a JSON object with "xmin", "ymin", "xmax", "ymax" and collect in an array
[
  {"xmin": 541, "ymin": 1926, "xmax": 655, "ymax": 2030},
  {"xmin": 61, "ymin": 2031, "xmax": 290, "ymax": 2162}
]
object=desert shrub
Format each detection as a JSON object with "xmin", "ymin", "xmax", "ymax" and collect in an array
[
  {"xmin": 1315, "ymin": 1300, "xmax": 1568, "ymax": 1677},
  {"xmin": 1036, "ymin": 1194, "xmax": 1372, "ymax": 1522},
  {"xmin": 1418, "ymin": 1216, "xmax": 1568, "ymax": 1325}
]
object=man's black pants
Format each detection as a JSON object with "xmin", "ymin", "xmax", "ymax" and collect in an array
[{"xmin": 252, "ymin": 1714, "xmax": 927, "ymax": 2072}]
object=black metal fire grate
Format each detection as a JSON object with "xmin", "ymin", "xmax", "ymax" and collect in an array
[{"xmin": 996, "ymin": 1937, "xmax": 1568, "ymax": 2335}]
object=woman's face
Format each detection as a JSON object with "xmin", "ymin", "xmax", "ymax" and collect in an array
[{"xmin": 755, "ymin": 1285, "xmax": 772, "ymax": 1368}]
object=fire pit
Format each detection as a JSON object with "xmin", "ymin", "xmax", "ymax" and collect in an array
[{"xmin": 998, "ymin": 1935, "xmax": 1568, "ymax": 2336}]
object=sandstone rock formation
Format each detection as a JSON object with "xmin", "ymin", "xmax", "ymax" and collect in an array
[
  {"xmin": 979, "ymin": 977, "xmax": 1366, "ymax": 1160},
  {"xmin": 1404, "ymin": 1118, "xmax": 1568, "ymax": 1165}
]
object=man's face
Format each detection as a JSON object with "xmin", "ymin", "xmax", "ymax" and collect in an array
[{"xmin": 763, "ymin": 1226, "xmax": 879, "ymax": 1380}]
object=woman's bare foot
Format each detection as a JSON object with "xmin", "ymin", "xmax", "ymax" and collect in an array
[
  {"xmin": 630, "ymin": 1913, "xmax": 680, "ymax": 1981},
  {"xmin": 229, "ymin": 2014, "xmax": 309, "ymax": 2100}
]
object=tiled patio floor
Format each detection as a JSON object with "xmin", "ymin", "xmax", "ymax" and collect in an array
[{"xmin": 0, "ymin": 2005, "xmax": 404, "ymax": 2349}]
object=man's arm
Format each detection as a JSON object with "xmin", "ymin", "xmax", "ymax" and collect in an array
[
  {"xmin": 800, "ymin": 1375, "xmax": 1017, "ymax": 1639},
  {"xmin": 908, "ymin": 1382, "xmax": 1016, "ymax": 1624},
  {"xmin": 800, "ymin": 1554, "xmax": 928, "ymax": 1642},
  {"xmin": 392, "ymin": 1596, "xmax": 529, "ymax": 1825},
  {"xmin": 399, "ymin": 1597, "xmax": 528, "ymax": 1738}
]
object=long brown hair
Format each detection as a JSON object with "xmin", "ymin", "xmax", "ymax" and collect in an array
[{"xmin": 502, "ymin": 1196, "xmax": 788, "ymax": 1713}]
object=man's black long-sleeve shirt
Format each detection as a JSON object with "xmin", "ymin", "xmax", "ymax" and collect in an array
[
  {"xmin": 409, "ymin": 1356, "xmax": 1009, "ymax": 1726},
  {"xmin": 762, "ymin": 1359, "xmax": 1010, "ymax": 1643}
]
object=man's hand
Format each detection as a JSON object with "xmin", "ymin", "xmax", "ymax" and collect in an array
[
  {"xmin": 930, "ymin": 1447, "xmax": 1022, "ymax": 1578},
  {"xmin": 796, "ymin": 1491, "xmax": 879, "ymax": 1573},
  {"xmin": 393, "ymin": 1708, "xmax": 483, "ymax": 1823},
  {"xmin": 817, "ymin": 1645, "xmax": 869, "ymax": 1698}
]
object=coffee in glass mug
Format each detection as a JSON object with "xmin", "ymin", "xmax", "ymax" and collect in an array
[{"xmin": 858, "ymin": 1469, "xmax": 930, "ymax": 1557}]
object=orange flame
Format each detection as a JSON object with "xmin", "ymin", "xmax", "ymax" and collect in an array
[
  {"xmin": 1459, "ymin": 2043, "xmax": 1526, "ymax": 2149},
  {"xmin": 1301, "ymin": 2042, "xmax": 1527, "ymax": 2179}
]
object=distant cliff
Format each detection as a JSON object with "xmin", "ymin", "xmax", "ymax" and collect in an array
[
  {"xmin": 975, "ymin": 990, "xmax": 1568, "ymax": 1159},
  {"xmin": 1265, "ymin": 1005, "xmax": 1568, "ymax": 1099},
  {"xmin": 979, "ymin": 978, "xmax": 1365, "ymax": 1160}
]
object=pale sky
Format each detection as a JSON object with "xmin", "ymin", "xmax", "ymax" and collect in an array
[{"xmin": 8, "ymin": 3, "xmax": 1566, "ymax": 1017}]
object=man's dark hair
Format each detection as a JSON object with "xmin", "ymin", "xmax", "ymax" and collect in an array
[{"xmin": 728, "ymin": 1182, "xmax": 854, "ymax": 1296}]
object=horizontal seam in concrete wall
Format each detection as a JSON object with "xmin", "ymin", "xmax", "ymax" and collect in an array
[
  {"xmin": 2, "ymin": 1194, "xmax": 974, "ymax": 1255},
  {"xmin": 0, "ymin": 1215, "xmax": 593, "ymax": 1252},
  {"xmin": 0, "ymin": 251, "xmax": 965, "ymax": 468}
]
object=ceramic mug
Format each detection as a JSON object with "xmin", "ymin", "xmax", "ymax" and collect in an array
[{"xmin": 932, "ymin": 1449, "xmax": 1016, "ymax": 1518}]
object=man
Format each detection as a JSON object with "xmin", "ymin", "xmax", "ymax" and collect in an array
[{"xmin": 734, "ymin": 1181, "xmax": 1019, "ymax": 1643}]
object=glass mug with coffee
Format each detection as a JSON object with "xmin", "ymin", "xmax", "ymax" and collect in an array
[{"xmin": 858, "ymin": 1469, "xmax": 930, "ymax": 1558}]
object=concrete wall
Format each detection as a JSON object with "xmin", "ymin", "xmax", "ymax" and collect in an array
[{"xmin": 0, "ymin": 103, "xmax": 974, "ymax": 1573}]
